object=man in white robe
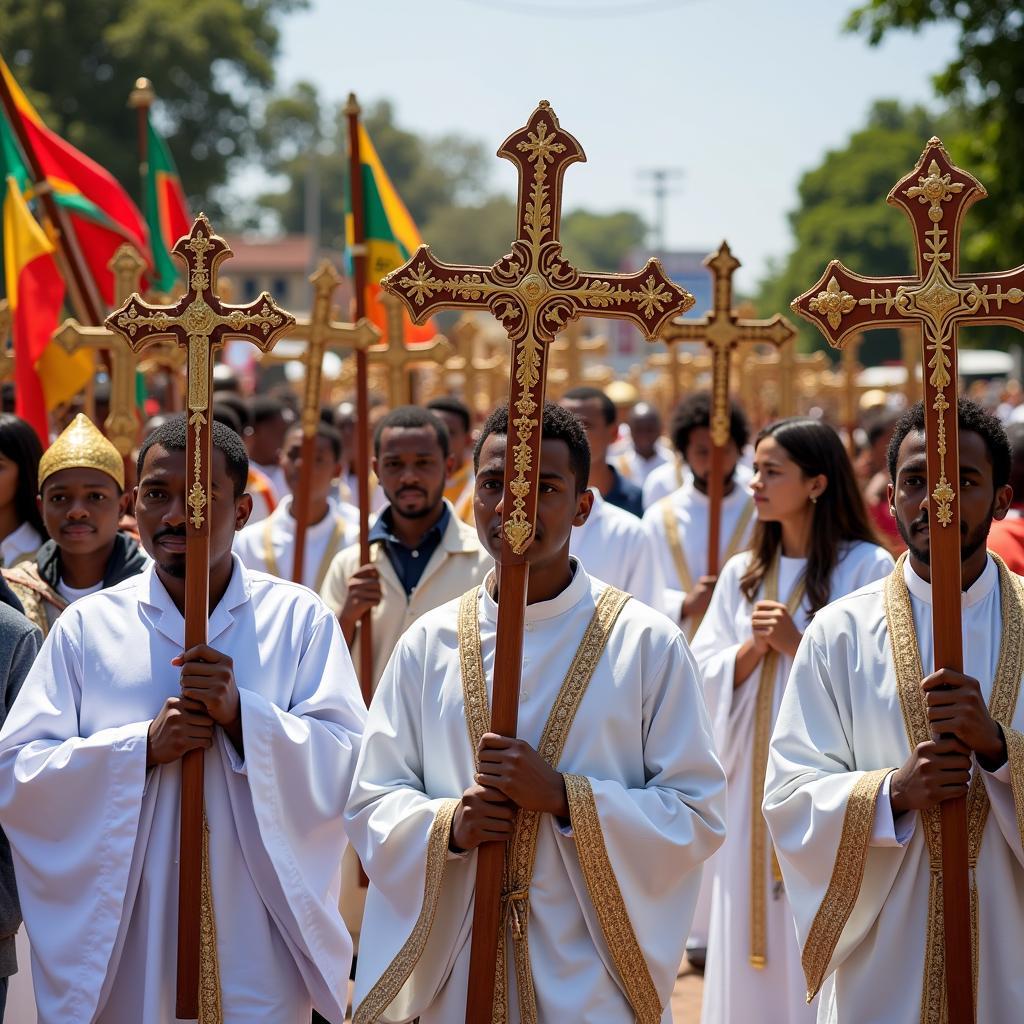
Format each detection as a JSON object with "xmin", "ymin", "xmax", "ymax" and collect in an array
[
  {"xmin": 0, "ymin": 416, "xmax": 366, "ymax": 1024},
  {"xmin": 610, "ymin": 402, "xmax": 674, "ymax": 489},
  {"xmin": 346, "ymin": 401, "xmax": 726, "ymax": 1023},
  {"xmin": 569, "ymin": 487, "xmax": 664, "ymax": 606},
  {"xmin": 765, "ymin": 399, "xmax": 1024, "ymax": 1023},
  {"xmin": 235, "ymin": 421, "xmax": 357, "ymax": 591}
]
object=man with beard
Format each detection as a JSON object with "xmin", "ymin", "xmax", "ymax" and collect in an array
[
  {"xmin": 346, "ymin": 402, "xmax": 726, "ymax": 1023},
  {"xmin": 3, "ymin": 414, "xmax": 147, "ymax": 637},
  {"xmin": 320, "ymin": 405, "xmax": 490, "ymax": 952},
  {"xmin": 764, "ymin": 398, "xmax": 1024, "ymax": 1023},
  {"xmin": 0, "ymin": 416, "xmax": 366, "ymax": 1023}
]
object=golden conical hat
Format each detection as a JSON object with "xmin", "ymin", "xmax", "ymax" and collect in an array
[{"xmin": 38, "ymin": 414, "xmax": 124, "ymax": 490}]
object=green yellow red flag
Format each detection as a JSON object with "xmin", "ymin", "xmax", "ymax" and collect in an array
[
  {"xmin": 347, "ymin": 121, "xmax": 437, "ymax": 342},
  {"xmin": 143, "ymin": 113, "xmax": 190, "ymax": 292},
  {"xmin": 3, "ymin": 175, "xmax": 92, "ymax": 442},
  {"xmin": 0, "ymin": 54, "xmax": 151, "ymax": 306}
]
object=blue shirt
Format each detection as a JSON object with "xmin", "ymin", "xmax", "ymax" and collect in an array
[
  {"xmin": 603, "ymin": 464, "xmax": 644, "ymax": 518},
  {"xmin": 368, "ymin": 503, "xmax": 451, "ymax": 595}
]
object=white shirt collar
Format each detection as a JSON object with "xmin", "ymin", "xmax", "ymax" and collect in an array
[
  {"xmin": 903, "ymin": 553, "xmax": 998, "ymax": 609},
  {"xmin": 1, "ymin": 522, "xmax": 42, "ymax": 566},
  {"xmin": 271, "ymin": 494, "xmax": 343, "ymax": 535},
  {"xmin": 676, "ymin": 476, "xmax": 750, "ymax": 509},
  {"xmin": 481, "ymin": 556, "xmax": 591, "ymax": 624}
]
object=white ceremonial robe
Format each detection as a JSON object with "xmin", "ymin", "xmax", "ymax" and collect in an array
[
  {"xmin": 611, "ymin": 442, "xmax": 674, "ymax": 489},
  {"xmin": 642, "ymin": 477, "xmax": 755, "ymax": 627},
  {"xmin": 765, "ymin": 555, "xmax": 1024, "ymax": 1024},
  {"xmin": 569, "ymin": 488, "xmax": 664, "ymax": 607},
  {"xmin": 346, "ymin": 562, "xmax": 726, "ymax": 1023},
  {"xmin": 234, "ymin": 494, "xmax": 358, "ymax": 592},
  {"xmin": 0, "ymin": 556, "xmax": 366, "ymax": 1024},
  {"xmin": 692, "ymin": 540, "xmax": 894, "ymax": 1024}
]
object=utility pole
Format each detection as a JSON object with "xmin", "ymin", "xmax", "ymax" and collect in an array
[{"xmin": 638, "ymin": 167, "xmax": 684, "ymax": 253}]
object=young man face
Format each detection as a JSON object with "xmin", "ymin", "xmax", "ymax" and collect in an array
[
  {"xmin": 135, "ymin": 445, "xmax": 252, "ymax": 579},
  {"xmin": 432, "ymin": 409, "xmax": 471, "ymax": 472},
  {"xmin": 889, "ymin": 428, "xmax": 1012, "ymax": 566},
  {"xmin": 248, "ymin": 412, "xmax": 289, "ymax": 467},
  {"xmin": 684, "ymin": 427, "xmax": 740, "ymax": 488},
  {"xmin": 373, "ymin": 426, "xmax": 452, "ymax": 520},
  {"xmin": 38, "ymin": 468, "xmax": 128, "ymax": 556},
  {"xmin": 629, "ymin": 406, "xmax": 661, "ymax": 460},
  {"xmin": 474, "ymin": 433, "xmax": 592, "ymax": 569},
  {"xmin": 281, "ymin": 428, "xmax": 342, "ymax": 508},
  {"xmin": 559, "ymin": 397, "xmax": 617, "ymax": 466}
]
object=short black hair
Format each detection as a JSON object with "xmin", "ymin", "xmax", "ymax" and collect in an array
[
  {"xmin": 138, "ymin": 414, "xmax": 250, "ymax": 497},
  {"xmin": 215, "ymin": 393, "xmax": 251, "ymax": 432},
  {"xmin": 562, "ymin": 385, "xmax": 617, "ymax": 426},
  {"xmin": 427, "ymin": 396, "xmax": 471, "ymax": 434},
  {"xmin": 212, "ymin": 402, "xmax": 243, "ymax": 436},
  {"xmin": 286, "ymin": 420, "xmax": 345, "ymax": 461},
  {"xmin": 865, "ymin": 409, "xmax": 901, "ymax": 449},
  {"xmin": 473, "ymin": 401, "xmax": 591, "ymax": 493},
  {"xmin": 670, "ymin": 391, "xmax": 749, "ymax": 457},
  {"xmin": 248, "ymin": 394, "xmax": 287, "ymax": 426},
  {"xmin": 373, "ymin": 405, "xmax": 450, "ymax": 458},
  {"xmin": 887, "ymin": 398, "xmax": 1011, "ymax": 488},
  {"xmin": 0, "ymin": 414, "xmax": 45, "ymax": 537}
]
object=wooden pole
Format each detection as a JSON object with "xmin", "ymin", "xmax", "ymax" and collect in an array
[{"xmin": 128, "ymin": 77, "xmax": 154, "ymax": 210}]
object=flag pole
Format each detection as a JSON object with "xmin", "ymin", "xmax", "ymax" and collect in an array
[
  {"xmin": 128, "ymin": 77, "xmax": 154, "ymax": 213},
  {"xmin": 0, "ymin": 61, "xmax": 103, "ymax": 326}
]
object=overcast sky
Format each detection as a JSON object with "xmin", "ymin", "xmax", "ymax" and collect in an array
[{"xmin": 271, "ymin": 0, "xmax": 959, "ymax": 292}]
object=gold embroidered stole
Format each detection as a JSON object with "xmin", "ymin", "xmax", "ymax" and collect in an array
[
  {"xmin": 659, "ymin": 493, "xmax": 753, "ymax": 639},
  {"xmin": 262, "ymin": 513, "xmax": 347, "ymax": 592},
  {"xmin": 458, "ymin": 583, "xmax": 633, "ymax": 1024},
  {"xmin": 884, "ymin": 553, "xmax": 1024, "ymax": 1024},
  {"xmin": 198, "ymin": 812, "xmax": 223, "ymax": 1022},
  {"xmin": 749, "ymin": 556, "xmax": 806, "ymax": 968}
]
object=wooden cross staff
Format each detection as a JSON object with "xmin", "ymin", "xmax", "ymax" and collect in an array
[
  {"xmin": 793, "ymin": 137, "xmax": 1024, "ymax": 1024},
  {"xmin": 381, "ymin": 100, "xmax": 693, "ymax": 1023},
  {"xmin": 105, "ymin": 214, "xmax": 294, "ymax": 1019},
  {"xmin": 370, "ymin": 292, "xmax": 452, "ymax": 406},
  {"xmin": 659, "ymin": 241, "xmax": 796, "ymax": 575},
  {"xmin": 54, "ymin": 243, "xmax": 148, "ymax": 461},
  {"xmin": 260, "ymin": 260, "xmax": 380, "ymax": 588},
  {"xmin": 841, "ymin": 333, "xmax": 864, "ymax": 456}
]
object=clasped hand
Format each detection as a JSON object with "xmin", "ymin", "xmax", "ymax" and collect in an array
[
  {"xmin": 750, "ymin": 600, "xmax": 802, "ymax": 658},
  {"xmin": 146, "ymin": 644, "xmax": 242, "ymax": 768},
  {"xmin": 450, "ymin": 733, "xmax": 569, "ymax": 852}
]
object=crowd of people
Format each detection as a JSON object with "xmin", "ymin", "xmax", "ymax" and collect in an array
[{"xmin": 0, "ymin": 367, "xmax": 1019, "ymax": 1022}]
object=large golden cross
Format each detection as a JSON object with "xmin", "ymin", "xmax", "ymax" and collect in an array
[
  {"xmin": 53, "ymin": 244, "xmax": 147, "ymax": 457},
  {"xmin": 0, "ymin": 300, "xmax": 13, "ymax": 383},
  {"xmin": 793, "ymin": 137, "xmax": 1024, "ymax": 1023},
  {"xmin": 380, "ymin": 100, "xmax": 693, "ymax": 1024},
  {"xmin": 262, "ymin": 260, "xmax": 380, "ymax": 582},
  {"xmin": 369, "ymin": 292, "xmax": 452, "ymax": 406},
  {"xmin": 659, "ymin": 241, "xmax": 796, "ymax": 574},
  {"xmin": 104, "ymin": 214, "xmax": 294, "ymax": 1020}
]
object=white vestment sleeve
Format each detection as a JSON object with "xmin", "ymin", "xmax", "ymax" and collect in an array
[
  {"xmin": 560, "ymin": 633, "xmax": 726, "ymax": 1012},
  {"xmin": 219, "ymin": 606, "xmax": 366, "ymax": 1019},
  {"xmin": 980, "ymin": 735, "xmax": 1024, "ymax": 867},
  {"xmin": 346, "ymin": 634, "xmax": 471, "ymax": 1024},
  {"xmin": 763, "ymin": 627, "xmax": 907, "ymax": 1000},
  {"xmin": 0, "ymin": 620, "xmax": 150, "ymax": 1024}
]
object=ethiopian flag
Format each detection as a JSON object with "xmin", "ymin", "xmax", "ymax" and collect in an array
[
  {"xmin": 347, "ymin": 122, "xmax": 437, "ymax": 342},
  {"xmin": 3, "ymin": 176, "xmax": 92, "ymax": 442},
  {"xmin": 0, "ymin": 54, "xmax": 150, "ymax": 305},
  {"xmin": 143, "ymin": 113, "xmax": 190, "ymax": 292}
]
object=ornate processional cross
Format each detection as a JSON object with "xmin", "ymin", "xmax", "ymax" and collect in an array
[
  {"xmin": 105, "ymin": 214, "xmax": 295, "ymax": 1020},
  {"xmin": 369, "ymin": 292, "xmax": 452, "ymax": 406},
  {"xmin": 381, "ymin": 100, "xmax": 694, "ymax": 1023},
  {"xmin": 54, "ymin": 244, "xmax": 148, "ymax": 459},
  {"xmin": 658, "ymin": 241, "xmax": 797, "ymax": 575},
  {"xmin": 792, "ymin": 137, "xmax": 1024, "ymax": 1024}
]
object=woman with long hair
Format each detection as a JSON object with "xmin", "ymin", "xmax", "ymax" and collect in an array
[
  {"xmin": 0, "ymin": 415, "xmax": 45, "ymax": 568},
  {"xmin": 693, "ymin": 417, "xmax": 894, "ymax": 1024}
]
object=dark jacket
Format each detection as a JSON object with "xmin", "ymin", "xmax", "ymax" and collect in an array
[
  {"xmin": 35, "ymin": 531, "xmax": 148, "ymax": 591},
  {"xmin": 0, "ymin": 604, "xmax": 42, "ymax": 976}
]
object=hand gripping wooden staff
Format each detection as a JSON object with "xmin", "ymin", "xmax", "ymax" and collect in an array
[
  {"xmin": 105, "ymin": 215, "xmax": 295, "ymax": 1019},
  {"xmin": 792, "ymin": 138, "xmax": 1024, "ymax": 1024},
  {"xmin": 381, "ymin": 101, "xmax": 694, "ymax": 1023}
]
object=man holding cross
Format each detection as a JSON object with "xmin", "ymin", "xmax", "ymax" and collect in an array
[
  {"xmin": 765, "ymin": 399, "xmax": 1024, "ymax": 1023},
  {"xmin": 0, "ymin": 416, "xmax": 366, "ymax": 1022},
  {"xmin": 346, "ymin": 401, "xmax": 726, "ymax": 1023}
]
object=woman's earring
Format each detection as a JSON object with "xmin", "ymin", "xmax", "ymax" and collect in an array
[{"xmin": 810, "ymin": 494, "xmax": 818, "ymax": 505}]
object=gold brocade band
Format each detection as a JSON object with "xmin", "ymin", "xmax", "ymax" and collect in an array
[
  {"xmin": 261, "ymin": 513, "xmax": 348, "ymax": 592},
  {"xmin": 458, "ymin": 582, "xmax": 635, "ymax": 1024},
  {"xmin": 799, "ymin": 768, "xmax": 891, "ymax": 1000},
  {"xmin": 749, "ymin": 557, "xmax": 805, "ymax": 969},
  {"xmin": 564, "ymin": 773, "xmax": 663, "ymax": 1024},
  {"xmin": 883, "ymin": 553, "xmax": 1024, "ymax": 1024},
  {"xmin": 352, "ymin": 799, "xmax": 460, "ymax": 1024},
  {"xmin": 198, "ymin": 812, "xmax": 223, "ymax": 1024}
]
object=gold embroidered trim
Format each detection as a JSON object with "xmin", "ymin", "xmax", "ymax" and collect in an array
[
  {"xmin": 1005, "ymin": 728, "xmax": 1024, "ymax": 862},
  {"xmin": 459, "ymin": 583, "xmax": 631, "ymax": 1024},
  {"xmin": 262, "ymin": 512, "xmax": 348, "ymax": 591},
  {"xmin": 749, "ymin": 557, "xmax": 806, "ymax": 969},
  {"xmin": 352, "ymin": 798, "xmax": 460, "ymax": 1024},
  {"xmin": 800, "ymin": 768, "xmax": 891, "ymax": 1000},
  {"xmin": 198, "ymin": 811, "xmax": 223, "ymax": 1024},
  {"xmin": 884, "ymin": 553, "xmax": 1024, "ymax": 1024},
  {"xmin": 564, "ymin": 772, "xmax": 664, "ymax": 1023}
]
